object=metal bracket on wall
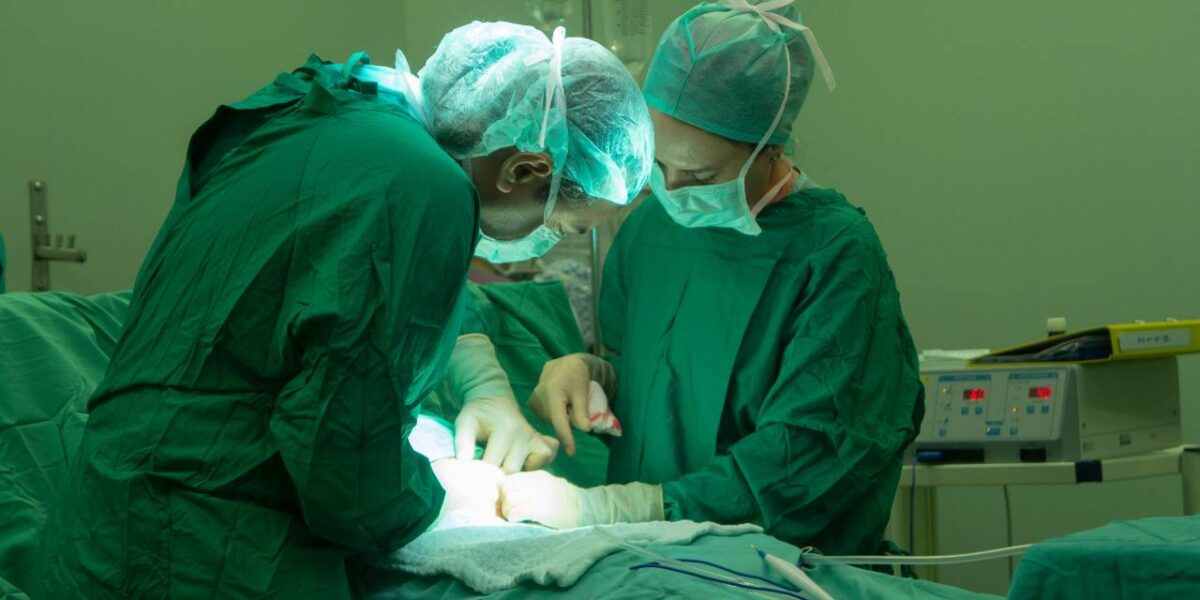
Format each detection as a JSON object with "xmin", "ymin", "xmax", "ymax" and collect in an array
[{"xmin": 29, "ymin": 180, "xmax": 88, "ymax": 291}]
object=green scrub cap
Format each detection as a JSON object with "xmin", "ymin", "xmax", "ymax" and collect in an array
[
  {"xmin": 643, "ymin": 0, "xmax": 835, "ymax": 146},
  {"xmin": 421, "ymin": 21, "xmax": 654, "ymax": 206}
]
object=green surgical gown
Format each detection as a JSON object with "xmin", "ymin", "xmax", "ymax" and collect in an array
[
  {"xmin": 38, "ymin": 55, "xmax": 478, "ymax": 599},
  {"xmin": 600, "ymin": 188, "xmax": 924, "ymax": 556},
  {"xmin": 1008, "ymin": 515, "xmax": 1200, "ymax": 599},
  {"xmin": 0, "ymin": 291, "xmax": 129, "ymax": 595}
]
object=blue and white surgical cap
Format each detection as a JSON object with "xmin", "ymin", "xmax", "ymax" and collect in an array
[{"xmin": 420, "ymin": 21, "xmax": 654, "ymax": 206}]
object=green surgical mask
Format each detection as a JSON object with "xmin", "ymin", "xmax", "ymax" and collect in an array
[
  {"xmin": 473, "ymin": 195, "xmax": 564, "ymax": 264},
  {"xmin": 651, "ymin": 48, "xmax": 794, "ymax": 236}
]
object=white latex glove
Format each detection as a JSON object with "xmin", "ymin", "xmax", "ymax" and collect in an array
[
  {"xmin": 499, "ymin": 470, "xmax": 582, "ymax": 529},
  {"xmin": 445, "ymin": 335, "xmax": 559, "ymax": 473},
  {"xmin": 455, "ymin": 396, "xmax": 560, "ymax": 473},
  {"xmin": 528, "ymin": 354, "xmax": 613, "ymax": 456},
  {"xmin": 430, "ymin": 458, "xmax": 504, "ymax": 522},
  {"xmin": 501, "ymin": 471, "xmax": 663, "ymax": 529},
  {"xmin": 408, "ymin": 414, "xmax": 457, "ymax": 462}
]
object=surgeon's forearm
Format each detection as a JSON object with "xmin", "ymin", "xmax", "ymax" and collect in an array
[
  {"xmin": 445, "ymin": 334, "xmax": 515, "ymax": 402},
  {"xmin": 577, "ymin": 353, "xmax": 618, "ymax": 399},
  {"xmin": 660, "ymin": 456, "xmax": 760, "ymax": 526},
  {"xmin": 285, "ymin": 436, "xmax": 445, "ymax": 553},
  {"xmin": 662, "ymin": 422, "xmax": 882, "ymax": 546},
  {"xmin": 579, "ymin": 481, "xmax": 663, "ymax": 525}
]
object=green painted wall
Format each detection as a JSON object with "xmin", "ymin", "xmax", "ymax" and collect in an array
[
  {"xmin": 790, "ymin": 1, "xmax": 1200, "ymax": 443},
  {"xmin": 2, "ymin": 1, "xmax": 1196, "ymax": 440},
  {"xmin": 0, "ymin": 0, "xmax": 406, "ymax": 295}
]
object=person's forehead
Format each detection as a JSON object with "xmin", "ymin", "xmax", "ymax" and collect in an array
[
  {"xmin": 552, "ymin": 197, "xmax": 621, "ymax": 233},
  {"xmin": 650, "ymin": 110, "xmax": 743, "ymax": 167}
]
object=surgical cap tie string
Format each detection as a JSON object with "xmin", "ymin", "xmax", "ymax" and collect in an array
[
  {"xmin": 718, "ymin": 0, "xmax": 836, "ymax": 91},
  {"xmin": 521, "ymin": 26, "xmax": 568, "ymax": 221},
  {"xmin": 539, "ymin": 26, "xmax": 567, "ymax": 149},
  {"xmin": 712, "ymin": 0, "xmax": 835, "ymax": 217},
  {"xmin": 744, "ymin": 54, "xmax": 792, "ymax": 218}
]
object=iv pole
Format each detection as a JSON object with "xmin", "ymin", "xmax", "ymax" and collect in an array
[{"xmin": 580, "ymin": 0, "xmax": 605, "ymax": 355}]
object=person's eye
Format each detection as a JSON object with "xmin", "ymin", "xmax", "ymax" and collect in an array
[{"xmin": 689, "ymin": 172, "xmax": 718, "ymax": 185}]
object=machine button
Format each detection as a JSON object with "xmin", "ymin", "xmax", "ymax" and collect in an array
[
  {"xmin": 974, "ymin": 406, "xmax": 984, "ymax": 415},
  {"xmin": 938, "ymin": 428, "xmax": 948, "ymax": 437},
  {"xmin": 961, "ymin": 407, "xmax": 970, "ymax": 416},
  {"xmin": 986, "ymin": 427, "xmax": 1000, "ymax": 436},
  {"xmin": 1026, "ymin": 405, "xmax": 1036, "ymax": 414},
  {"xmin": 1009, "ymin": 427, "xmax": 1019, "ymax": 436},
  {"xmin": 1041, "ymin": 404, "xmax": 1051, "ymax": 414}
]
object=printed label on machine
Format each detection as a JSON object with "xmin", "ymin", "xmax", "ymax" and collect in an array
[{"xmin": 1117, "ymin": 329, "xmax": 1192, "ymax": 352}]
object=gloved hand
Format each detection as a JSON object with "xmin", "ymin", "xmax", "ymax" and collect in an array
[
  {"xmin": 455, "ymin": 396, "xmax": 559, "ymax": 473},
  {"xmin": 500, "ymin": 470, "xmax": 581, "ymax": 529},
  {"xmin": 528, "ymin": 354, "xmax": 616, "ymax": 456},
  {"xmin": 500, "ymin": 471, "xmax": 663, "ymax": 529},
  {"xmin": 445, "ymin": 334, "xmax": 559, "ymax": 472},
  {"xmin": 430, "ymin": 458, "xmax": 505, "ymax": 526}
]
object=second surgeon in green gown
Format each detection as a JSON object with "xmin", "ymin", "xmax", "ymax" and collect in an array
[{"xmin": 505, "ymin": 0, "xmax": 925, "ymax": 557}]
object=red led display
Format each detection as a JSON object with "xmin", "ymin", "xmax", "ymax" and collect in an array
[
  {"xmin": 1029, "ymin": 386, "xmax": 1053, "ymax": 399},
  {"xmin": 962, "ymin": 388, "xmax": 986, "ymax": 401}
]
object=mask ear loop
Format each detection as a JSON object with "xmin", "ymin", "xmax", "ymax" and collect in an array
[
  {"xmin": 719, "ymin": 0, "xmax": 835, "ymax": 218},
  {"xmin": 745, "ymin": 46, "xmax": 792, "ymax": 218}
]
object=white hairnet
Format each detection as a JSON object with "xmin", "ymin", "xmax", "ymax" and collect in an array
[{"xmin": 420, "ymin": 21, "xmax": 653, "ymax": 206}]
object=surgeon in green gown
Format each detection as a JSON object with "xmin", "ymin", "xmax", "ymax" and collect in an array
[
  {"xmin": 37, "ymin": 21, "xmax": 652, "ymax": 599},
  {"xmin": 503, "ymin": 0, "xmax": 925, "ymax": 557}
]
